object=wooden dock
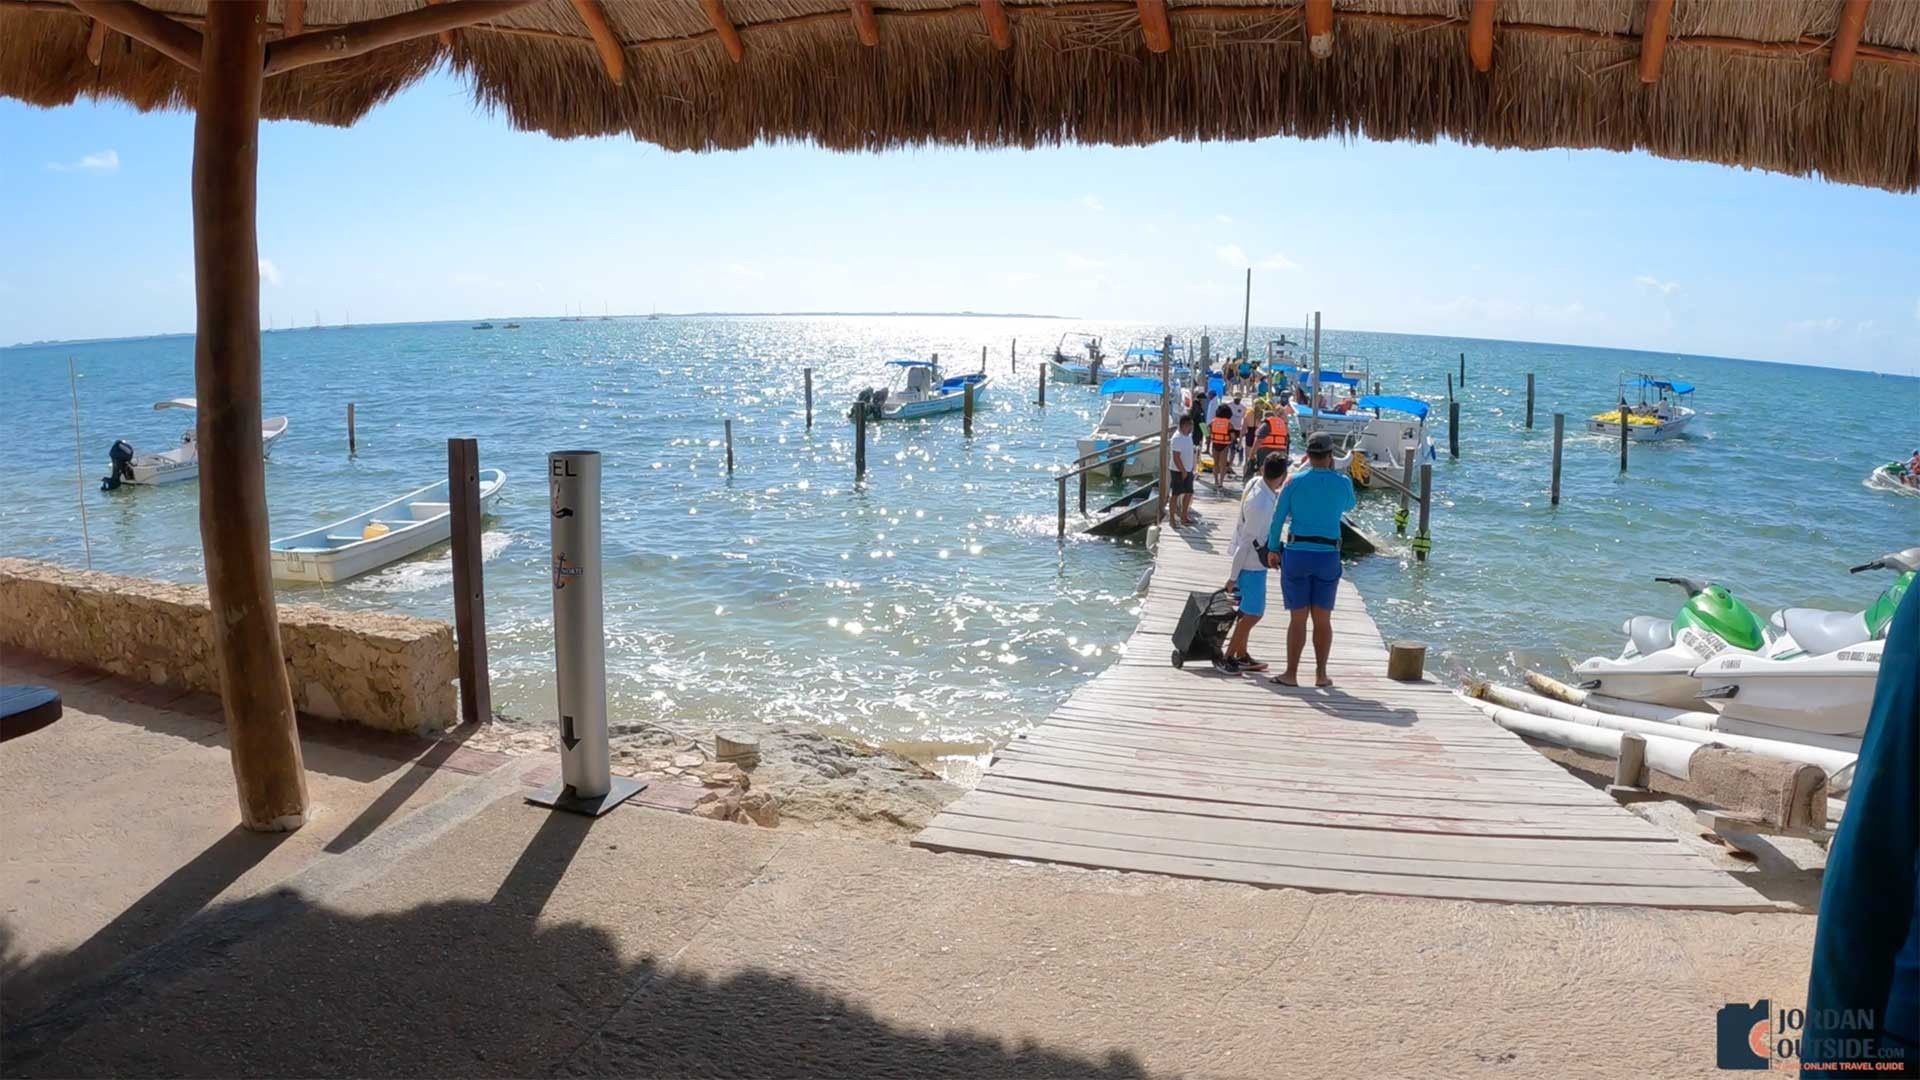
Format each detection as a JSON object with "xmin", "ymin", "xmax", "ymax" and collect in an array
[{"xmin": 913, "ymin": 488, "xmax": 1772, "ymax": 910}]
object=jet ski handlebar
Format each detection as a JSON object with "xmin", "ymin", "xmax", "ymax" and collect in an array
[
  {"xmin": 1848, "ymin": 561, "xmax": 1882, "ymax": 574},
  {"xmin": 1653, "ymin": 576, "xmax": 1708, "ymax": 594},
  {"xmin": 1851, "ymin": 547, "xmax": 1920, "ymax": 574}
]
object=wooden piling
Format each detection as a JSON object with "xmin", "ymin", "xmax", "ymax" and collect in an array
[
  {"xmin": 1415, "ymin": 463, "xmax": 1433, "ymax": 563},
  {"xmin": 724, "ymin": 418, "xmax": 734, "ymax": 473},
  {"xmin": 447, "ymin": 437, "xmax": 491, "ymax": 727},
  {"xmin": 1057, "ymin": 476, "xmax": 1067, "ymax": 539},
  {"xmin": 1459, "ymin": 352, "xmax": 1466, "ymax": 383},
  {"xmin": 347, "ymin": 402, "xmax": 356, "ymax": 455},
  {"xmin": 1010, "ymin": 338, "xmax": 1017, "ymax": 372},
  {"xmin": 1158, "ymin": 337, "xmax": 1173, "ymax": 523},
  {"xmin": 1078, "ymin": 469, "xmax": 1087, "ymax": 515},
  {"xmin": 1615, "ymin": 732, "xmax": 1647, "ymax": 788},
  {"xmin": 1524, "ymin": 372, "xmax": 1535, "ymax": 429},
  {"xmin": 963, "ymin": 382, "xmax": 975, "ymax": 437},
  {"xmin": 854, "ymin": 407, "xmax": 867, "ymax": 481},
  {"xmin": 1038, "ymin": 358, "xmax": 1046, "ymax": 407},
  {"xmin": 1397, "ymin": 448, "xmax": 1414, "ymax": 535},
  {"xmin": 1619, "ymin": 400, "xmax": 1629, "ymax": 472},
  {"xmin": 1550, "ymin": 413, "xmax": 1565, "ymax": 506},
  {"xmin": 804, "ymin": 367, "xmax": 814, "ymax": 429},
  {"xmin": 1445, "ymin": 371, "xmax": 1453, "ymax": 410},
  {"xmin": 1386, "ymin": 641, "xmax": 1427, "ymax": 682},
  {"xmin": 1448, "ymin": 400, "xmax": 1460, "ymax": 458}
]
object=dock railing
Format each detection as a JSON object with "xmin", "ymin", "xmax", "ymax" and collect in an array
[{"xmin": 1055, "ymin": 431, "xmax": 1165, "ymax": 538}]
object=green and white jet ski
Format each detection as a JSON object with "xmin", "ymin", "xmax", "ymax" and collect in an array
[{"xmin": 1572, "ymin": 577, "xmax": 1776, "ymax": 709}]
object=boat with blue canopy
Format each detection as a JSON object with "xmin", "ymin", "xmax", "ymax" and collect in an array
[
  {"xmin": 1076, "ymin": 373, "xmax": 1181, "ymax": 479},
  {"xmin": 1346, "ymin": 395, "xmax": 1437, "ymax": 490},
  {"xmin": 853, "ymin": 356, "xmax": 991, "ymax": 421},
  {"xmin": 1587, "ymin": 373, "xmax": 1696, "ymax": 441}
]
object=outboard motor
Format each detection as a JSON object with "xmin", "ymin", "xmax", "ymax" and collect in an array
[
  {"xmin": 851, "ymin": 386, "xmax": 888, "ymax": 420},
  {"xmin": 101, "ymin": 439, "xmax": 135, "ymax": 491}
]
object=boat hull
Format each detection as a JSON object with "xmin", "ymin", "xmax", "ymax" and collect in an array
[
  {"xmin": 1570, "ymin": 653, "xmax": 1704, "ymax": 709},
  {"xmin": 1076, "ymin": 438, "xmax": 1160, "ymax": 479},
  {"xmin": 121, "ymin": 417, "xmax": 288, "ymax": 486},
  {"xmin": 1586, "ymin": 410, "xmax": 1693, "ymax": 441},
  {"xmin": 1692, "ymin": 644, "xmax": 1881, "ymax": 738},
  {"xmin": 1047, "ymin": 359, "xmax": 1096, "ymax": 385},
  {"xmin": 271, "ymin": 471, "xmax": 505, "ymax": 584},
  {"xmin": 877, "ymin": 377, "xmax": 990, "ymax": 421}
]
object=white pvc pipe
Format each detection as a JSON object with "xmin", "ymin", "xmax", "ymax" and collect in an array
[
  {"xmin": 1478, "ymin": 684, "xmax": 1858, "ymax": 788},
  {"xmin": 1469, "ymin": 698, "xmax": 1699, "ymax": 780},
  {"xmin": 1587, "ymin": 693, "xmax": 1719, "ymax": 731}
]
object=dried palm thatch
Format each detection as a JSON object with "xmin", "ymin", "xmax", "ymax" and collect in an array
[{"xmin": 2, "ymin": 0, "xmax": 1915, "ymax": 190}]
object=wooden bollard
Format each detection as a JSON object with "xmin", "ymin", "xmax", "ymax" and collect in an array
[
  {"xmin": 1614, "ymin": 732, "xmax": 1647, "ymax": 788},
  {"xmin": 724, "ymin": 418, "xmax": 734, "ymax": 474},
  {"xmin": 1448, "ymin": 400, "xmax": 1460, "ymax": 459},
  {"xmin": 1078, "ymin": 468, "xmax": 1087, "ymax": 515},
  {"xmin": 804, "ymin": 367, "xmax": 814, "ymax": 429},
  {"xmin": 1459, "ymin": 352, "xmax": 1466, "ymax": 383},
  {"xmin": 1038, "ymin": 359, "xmax": 1047, "ymax": 407},
  {"xmin": 1010, "ymin": 337, "xmax": 1017, "ymax": 372},
  {"xmin": 347, "ymin": 402, "xmax": 356, "ymax": 455},
  {"xmin": 1619, "ymin": 400, "xmax": 1630, "ymax": 472},
  {"xmin": 1396, "ymin": 448, "xmax": 1414, "ymax": 535},
  {"xmin": 1550, "ymin": 412, "xmax": 1565, "ymax": 506},
  {"xmin": 854, "ymin": 407, "xmax": 867, "ymax": 481},
  {"xmin": 1415, "ymin": 463, "xmax": 1433, "ymax": 563},
  {"xmin": 963, "ymin": 382, "xmax": 975, "ymax": 437},
  {"xmin": 447, "ymin": 437, "xmax": 491, "ymax": 726},
  {"xmin": 1445, "ymin": 371, "xmax": 1453, "ymax": 411},
  {"xmin": 1524, "ymin": 372, "xmax": 1535, "ymax": 429},
  {"xmin": 715, "ymin": 731, "xmax": 761, "ymax": 766},
  {"xmin": 1386, "ymin": 641, "xmax": 1427, "ymax": 682},
  {"xmin": 1056, "ymin": 476, "xmax": 1067, "ymax": 539}
]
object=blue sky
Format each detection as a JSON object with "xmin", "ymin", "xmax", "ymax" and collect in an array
[{"xmin": 3, "ymin": 69, "xmax": 1916, "ymax": 372}]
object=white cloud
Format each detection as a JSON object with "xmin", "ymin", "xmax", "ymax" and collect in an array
[
  {"xmin": 1633, "ymin": 274, "xmax": 1681, "ymax": 296},
  {"xmin": 1785, "ymin": 316, "xmax": 1844, "ymax": 335},
  {"xmin": 257, "ymin": 258, "xmax": 282, "ymax": 286},
  {"xmin": 1215, "ymin": 214, "xmax": 1233, "ymax": 224},
  {"xmin": 48, "ymin": 149, "xmax": 119, "ymax": 173},
  {"xmin": 1214, "ymin": 245, "xmax": 1299, "ymax": 271},
  {"xmin": 1080, "ymin": 194, "xmax": 1104, "ymax": 212},
  {"xmin": 1257, "ymin": 252, "xmax": 1300, "ymax": 271},
  {"xmin": 1215, "ymin": 244, "xmax": 1249, "ymax": 267}
]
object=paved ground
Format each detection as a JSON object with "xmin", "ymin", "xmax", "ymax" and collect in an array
[{"xmin": 1, "ymin": 665, "xmax": 1819, "ymax": 1078}]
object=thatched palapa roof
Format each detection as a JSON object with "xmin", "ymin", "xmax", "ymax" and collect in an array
[{"xmin": 3, "ymin": 1, "xmax": 1916, "ymax": 190}]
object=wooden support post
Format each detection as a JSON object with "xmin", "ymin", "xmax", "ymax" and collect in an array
[
  {"xmin": 724, "ymin": 418, "xmax": 734, "ymax": 473},
  {"xmin": 963, "ymin": 383, "xmax": 975, "ymax": 437},
  {"xmin": 346, "ymin": 401, "xmax": 356, "ymax": 454},
  {"xmin": 266, "ymin": 1, "xmax": 537, "ymax": 75},
  {"xmin": 71, "ymin": 0, "xmax": 202, "ymax": 71},
  {"xmin": 804, "ymin": 367, "xmax": 814, "ymax": 429},
  {"xmin": 1078, "ymin": 469, "xmax": 1087, "ymax": 515},
  {"xmin": 569, "ymin": 0, "xmax": 627, "ymax": 83},
  {"xmin": 700, "ymin": 0, "xmax": 746, "ymax": 63},
  {"xmin": 854, "ymin": 407, "xmax": 867, "ymax": 481},
  {"xmin": 1448, "ymin": 400, "xmax": 1460, "ymax": 459},
  {"xmin": 1037, "ymin": 358, "xmax": 1046, "ymax": 407},
  {"xmin": 1619, "ymin": 400, "xmax": 1630, "ymax": 472},
  {"xmin": 1615, "ymin": 732, "xmax": 1647, "ymax": 788},
  {"xmin": 285, "ymin": 0, "xmax": 305, "ymax": 35},
  {"xmin": 1468, "ymin": 0, "xmax": 1495, "ymax": 72},
  {"xmin": 1137, "ymin": 0, "xmax": 1171, "ymax": 53},
  {"xmin": 1459, "ymin": 352, "xmax": 1466, "ymax": 383},
  {"xmin": 1831, "ymin": 0, "xmax": 1870, "ymax": 84},
  {"xmin": 447, "ymin": 438, "xmax": 491, "ymax": 727},
  {"xmin": 1304, "ymin": 0, "xmax": 1334, "ymax": 58},
  {"xmin": 1157, "ymin": 336, "xmax": 1172, "ymax": 523},
  {"xmin": 193, "ymin": 0, "xmax": 307, "ymax": 832},
  {"xmin": 1415, "ymin": 463, "xmax": 1433, "ymax": 563},
  {"xmin": 1386, "ymin": 641, "xmax": 1427, "ymax": 681},
  {"xmin": 1010, "ymin": 338, "xmax": 1017, "ymax": 372},
  {"xmin": 1550, "ymin": 412, "xmax": 1565, "ymax": 506},
  {"xmin": 86, "ymin": 17, "xmax": 107, "ymax": 64},
  {"xmin": 1240, "ymin": 269, "xmax": 1251, "ymax": 366},
  {"xmin": 1525, "ymin": 372, "xmax": 1535, "ymax": 429},
  {"xmin": 1397, "ymin": 448, "xmax": 1414, "ymax": 535},
  {"xmin": 850, "ymin": 0, "xmax": 879, "ymax": 46},
  {"xmin": 715, "ymin": 731, "xmax": 760, "ymax": 765},
  {"xmin": 1638, "ymin": 0, "xmax": 1675, "ymax": 83},
  {"xmin": 981, "ymin": 344, "xmax": 988, "ymax": 373},
  {"xmin": 1446, "ymin": 371, "xmax": 1453, "ymax": 409},
  {"xmin": 980, "ymin": 0, "xmax": 1013, "ymax": 50},
  {"xmin": 1057, "ymin": 476, "xmax": 1068, "ymax": 539}
]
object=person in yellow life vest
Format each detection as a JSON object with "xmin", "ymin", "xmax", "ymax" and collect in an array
[
  {"xmin": 1253, "ymin": 409, "xmax": 1290, "ymax": 478},
  {"xmin": 1208, "ymin": 406, "xmax": 1234, "ymax": 489}
]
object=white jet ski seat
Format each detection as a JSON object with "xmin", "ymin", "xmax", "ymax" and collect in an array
[
  {"xmin": 1624, "ymin": 615, "xmax": 1673, "ymax": 657},
  {"xmin": 1776, "ymin": 608, "xmax": 1870, "ymax": 656}
]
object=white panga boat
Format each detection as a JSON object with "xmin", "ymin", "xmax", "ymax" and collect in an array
[
  {"xmin": 102, "ymin": 398, "xmax": 288, "ymax": 490},
  {"xmin": 852, "ymin": 357, "xmax": 990, "ymax": 421},
  {"xmin": 269, "ymin": 470, "xmax": 507, "ymax": 584},
  {"xmin": 1586, "ymin": 375, "xmax": 1695, "ymax": 441},
  {"xmin": 1046, "ymin": 331, "xmax": 1107, "ymax": 385},
  {"xmin": 1076, "ymin": 376, "xmax": 1180, "ymax": 480},
  {"xmin": 1345, "ymin": 396, "xmax": 1437, "ymax": 490},
  {"xmin": 1286, "ymin": 368, "xmax": 1371, "ymax": 440}
]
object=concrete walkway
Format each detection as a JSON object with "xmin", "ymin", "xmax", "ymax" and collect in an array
[{"xmin": 1, "ymin": 662, "xmax": 1819, "ymax": 1078}]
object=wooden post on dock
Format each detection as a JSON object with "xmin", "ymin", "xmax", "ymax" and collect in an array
[
  {"xmin": 1459, "ymin": 352, "xmax": 1466, "ymax": 384},
  {"xmin": 963, "ymin": 382, "xmax": 975, "ymax": 437},
  {"xmin": 1415, "ymin": 463, "xmax": 1433, "ymax": 563},
  {"xmin": 1524, "ymin": 373, "xmax": 1535, "ymax": 429},
  {"xmin": 1078, "ymin": 469, "xmax": 1087, "ymax": 515},
  {"xmin": 1551, "ymin": 413, "xmax": 1565, "ymax": 506},
  {"xmin": 1445, "ymin": 372, "xmax": 1453, "ymax": 411},
  {"xmin": 854, "ymin": 407, "xmax": 867, "ymax": 481},
  {"xmin": 724, "ymin": 419, "xmax": 734, "ymax": 474},
  {"xmin": 1158, "ymin": 336, "xmax": 1172, "ymax": 523},
  {"xmin": 1057, "ymin": 476, "xmax": 1067, "ymax": 539},
  {"xmin": 1200, "ymin": 334, "xmax": 1211, "ymax": 372},
  {"xmin": 1397, "ymin": 448, "xmax": 1414, "ymax": 535},
  {"xmin": 981, "ymin": 345, "xmax": 988, "ymax": 374},
  {"xmin": 347, "ymin": 402, "xmax": 356, "ymax": 455},
  {"xmin": 1010, "ymin": 338, "xmax": 1017, "ymax": 372},
  {"xmin": 804, "ymin": 368, "xmax": 814, "ymax": 429},
  {"xmin": 447, "ymin": 437, "xmax": 490, "ymax": 727},
  {"xmin": 1619, "ymin": 400, "xmax": 1629, "ymax": 473},
  {"xmin": 1448, "ymin": 400, "xmax": 1460, "ymax": 458},
  {"xmin": 1038, "ymin": 358, "xmax": 1046, "ymax": 407},
  {"xmin": 1240, "ymin": 268, "xmax": 1251, "ymax": 366}
]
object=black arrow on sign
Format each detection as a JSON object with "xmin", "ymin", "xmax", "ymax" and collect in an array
[{"xmin": 561, "ymin": 715, "xmax": 579, "ymax": 751}]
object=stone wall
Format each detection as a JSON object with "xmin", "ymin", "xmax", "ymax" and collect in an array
[{"xmin": 0, "ymin": 558, "xmax": 457, "ymax": 733}]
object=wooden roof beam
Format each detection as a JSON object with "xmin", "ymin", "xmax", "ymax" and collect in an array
[
  {"xmin": 980, "ymin": 0, "xmax": 1011, "ymax": 51},
  {"xmin": 422, "ymin": 0, "xmax": 455, "ymax": 49},
  {"xmin": 1469, "ymin": 0, "xmax": 1495, "ymax": 72},
  {"xmin": 1638, "ymin": 0, "xmax": 1675, "ymax": 83},
  {"xmin": 700, "ymin": 0, "xmax": 744, "ymax": 62},
  {"xmin": 265, "ymin": 0, "xmax": 536, "ymax": 76},
  {"xmin": 85, "ymin": 15, "xmax": 106, "ymax": 64},
  {"xmin": 851, "ymin": 1, "xmax": 877, "ymax": 47},
  {"xmin": 568, "ymin": 0, "xmax": 624, "ymax": 83},
  {"xmin": 1830, "ymin": 0, "xmax": 1871, "ymax": 84},
  {"xmin": 1137, "ymin": 0, "xmax": 1169, "ymax": 54},
  {"xmin": 284, "ymin": 0, "xmax": 303, "ymax": 36},
  {"xmin": 1305, "ymin": 0, "xmax": 1334, "ymax": 59},
  {"xmin": 69, "ymin": 1, "xmax": 201, "ymax": 71}
]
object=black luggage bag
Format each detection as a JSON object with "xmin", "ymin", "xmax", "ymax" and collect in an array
[{"xmin": 1171, "ymin": 588, "xmax": 1237, "ymax": 668}]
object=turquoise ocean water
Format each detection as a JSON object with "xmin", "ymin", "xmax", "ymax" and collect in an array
[{"xmin": 3, "ymin": 318, "xmax": 1915, "ymax": 759}]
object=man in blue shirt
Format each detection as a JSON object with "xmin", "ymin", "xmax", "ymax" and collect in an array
[{"xmin": 1266, "ymin": 433, "xmax": 1357, "ymax": 688}]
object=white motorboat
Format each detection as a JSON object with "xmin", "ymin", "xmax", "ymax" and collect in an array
[
  {"xmin": 1586, "ymin": 375, "xmax": 1695, "ymax": 441},
  {"xmin": 102, "ymin": 398, "xmax": 288, "ymax": 490},
  {"xmin": 1046, "ymin": 331, "xmax": 1106, "ymax": 385},
  {"xmin": 1286, "ymin": 368, "xmax": 1371, "ymax": 441},
  {"xmin": 1076, "ymin": 376, "xmax": 1174, "ymax": 480},
  {"xmin": 1692, "ymin": 548, "xmax": 1918, "ymax": 738},
  {"xmin": 1345, "ymin": 396, "xmax": 1437, "ymax": 491},
  {"xmin": 270, "ymin": 470, "xmax": 507, "ymax": 584},
  {"xmin": 852, "ymin": 357, "xmax": 991, "ymax": 420}
]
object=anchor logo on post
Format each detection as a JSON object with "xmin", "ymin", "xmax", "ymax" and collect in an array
[{"xmin": 553, "ymin": 552, "xmax": 583, "ymax": 590}]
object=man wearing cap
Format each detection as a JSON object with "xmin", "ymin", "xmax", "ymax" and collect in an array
[
  {"xmin": 1267, "ymin": 432, "xmax": 1357, "ymax": 688},
  {"xmin": 1217, "ymin": 452, "xmax": 1292, "ymax": 674}
]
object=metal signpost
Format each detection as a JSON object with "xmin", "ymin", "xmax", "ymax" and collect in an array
[{"xmin": 527, "ymin": 449, "xmax": 645, "ymax": 816}]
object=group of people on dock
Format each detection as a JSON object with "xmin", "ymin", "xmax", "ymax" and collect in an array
[{"xmin": 1167, "ymin": 396, "xmax": 1356, "ymax": 688}]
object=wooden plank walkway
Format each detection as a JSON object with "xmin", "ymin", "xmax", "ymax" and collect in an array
[{"xmin": 913, "ymin": 487, "xmax": 1773, "ymax": 910}]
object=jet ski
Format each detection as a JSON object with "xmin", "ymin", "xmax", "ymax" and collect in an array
[
  {"xmin": 1571, "ymin": 576, "xmax": 1774, "ymax": 708},
  {"xmin": 1692, "ymin": 548, "xmax": 1918, "ymax": 738}
]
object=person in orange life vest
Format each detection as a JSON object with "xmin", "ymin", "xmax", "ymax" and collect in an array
[
  {"xmin": 1253, "ymin": 408, "xmax": 1290, "ymax": 478},
  {"xmin": 1208, "ymin": 405, "xmax": 1234, "ymax": 488}
]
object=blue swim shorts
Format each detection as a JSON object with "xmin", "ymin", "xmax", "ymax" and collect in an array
[
  {"xmin": 1280, "ymin": 548, "xmax": 1341, "ymax": 610},
  {"xmin": 1234, "ymin": 568, "xmax": 1268, "ymax": 618}
]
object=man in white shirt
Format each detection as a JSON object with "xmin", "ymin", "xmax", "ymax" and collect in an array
[
  {"xmin": 1217, "ymin": 453, "xmax": 1289, "ymax": 674},
  {"xmin": 1227, "ymin": 395, "xmax": 1248, "ymax": 471},
  {"xmin": 1167, "ymin": 416, "xmax": 1198, "ymax": 527}
]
